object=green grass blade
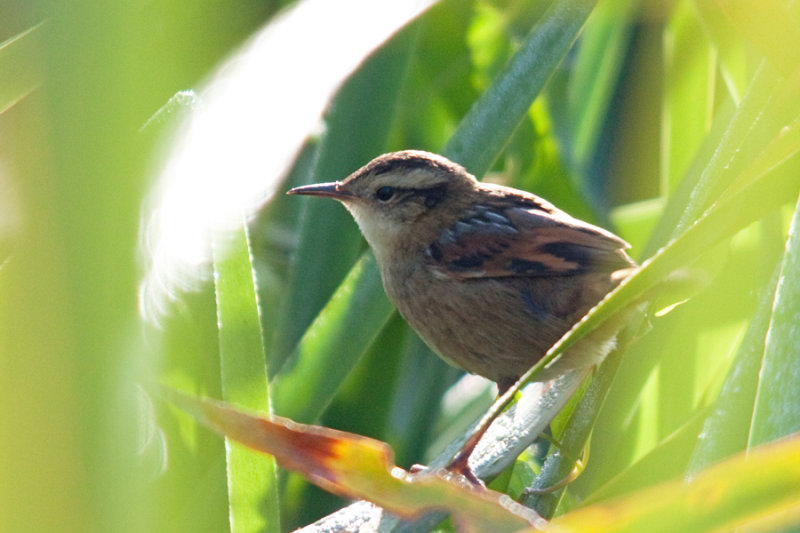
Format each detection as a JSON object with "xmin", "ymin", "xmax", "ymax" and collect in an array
[
  {"xmin": 271, "ymin": 253, "xmax": 394, "ymax": 423},
  {"xmin": 660, "ymin": 0, "xmax": 716, "ymax": 193},
  {"xmin": 213, "ymin": 222, "xmax": 279, "ymax": 533},
  {"xmin": 749, "ymin": 193, "xmax": 800, "ymax": 446},
  {"xmin": 444, "ymin": 0, "xmax": 598, "ymax": 175},
  {"xmin": 488, "ymin": 130, "xmax": 800, "ymax": 492},
  {"xmin": 687, "ymin": 264, "xmax": 781, "ymax": 474},
  {"xmin": 567, "ymin": 0, "xmax": 637, "ymax": 175},
  {"xmin": 523, "ymin": 348, "xmax": 627, "ymax": 517},
  {"xmin": 582, "ymin": 409, "xmax": 709, "ymax": 505},
  {"xmin": 644, "ymin": 60, "xmax": 782, "ymax": 252}
]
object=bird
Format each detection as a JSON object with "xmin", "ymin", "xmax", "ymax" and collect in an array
[{"xmin": 288, "ymin": 150, "xmax": 637, "ymax": 395}]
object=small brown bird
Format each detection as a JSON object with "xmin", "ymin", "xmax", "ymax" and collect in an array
[{"xmin": 288, "ymin": 150, "xmax": 636, "ymax": 394}]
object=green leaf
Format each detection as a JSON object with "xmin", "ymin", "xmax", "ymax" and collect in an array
[
  {"xmin": 584, "ymin": 408, "xmax": 709, "ymax": 504},
  {"xmin": 544, "ymin": 115, "xmax": 800, "ymax": 374},
  {"xmin": 643, "ymin": 61, "xmax": 778, "ymax": 254}
]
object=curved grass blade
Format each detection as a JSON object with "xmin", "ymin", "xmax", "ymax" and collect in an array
[
  {"xmin": 465, "ymin": 145, "xmax": 800, "ymax": 476},
  {"xmin": 442, "ymin": 121, "xmax": 799, "ymax": 522},
  {"xmin": 643, "ymin": 61, "xmax": 779, "ymax": 254},
  {"xmin": 579, "ymin": 408, "xmax": 709, "ymax": 506},
  {"xmin": 539, "ymin": 89, "xmax": 800, "ymax": 502}
]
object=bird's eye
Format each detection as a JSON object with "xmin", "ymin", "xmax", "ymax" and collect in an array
[{"xmin": 375, "ymin": 186, "xmax": 395, "ymax": 202}]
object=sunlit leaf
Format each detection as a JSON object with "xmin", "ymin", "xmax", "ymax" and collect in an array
[
  {"xmin": 546, "ymin": 433, "xmax": 800, "ymax": 532},
  {"xmin": 644, "ymin": 61, "xmax": 779, "ymax": 254},
  {"xmin": 583, "ymin": 408, "xmax": 708, "ymax": 504},
  {"xmin": 163, "ymin": 388, "xmax": 540, "ymax": 533}
]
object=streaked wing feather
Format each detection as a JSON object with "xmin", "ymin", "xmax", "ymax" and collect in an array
[{"xmin": 425, "ymin": 204, "xmax": 634, "ymax": 280}]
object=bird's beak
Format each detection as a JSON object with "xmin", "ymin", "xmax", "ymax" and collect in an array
[{"xmin": 287, "ymin": 181, "xmax": 353, "ymax": 200}]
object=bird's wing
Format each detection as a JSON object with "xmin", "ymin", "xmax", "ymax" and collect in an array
[{"xmin": 424, "ymin": 202, "xmax": 635, "ymax": 280}]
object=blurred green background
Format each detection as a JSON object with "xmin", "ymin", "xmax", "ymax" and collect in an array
[{"xmin": 2, "ymin": 0, "xmax": 799, "ymax": 532}]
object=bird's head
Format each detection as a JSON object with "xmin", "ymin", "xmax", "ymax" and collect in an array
[{"xmin": 288, "ymin": 150, "xmax": 476, "ymax": 260}]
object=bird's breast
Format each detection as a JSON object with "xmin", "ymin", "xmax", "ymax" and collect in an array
[{"xmin": 380, "ymin": 261, "xmax": 624, "ymax": 385}]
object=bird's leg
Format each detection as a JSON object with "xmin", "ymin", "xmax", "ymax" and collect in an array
[{"xmin": 445, "ymin": 431, "xmax": 487, "ymax": 486}]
